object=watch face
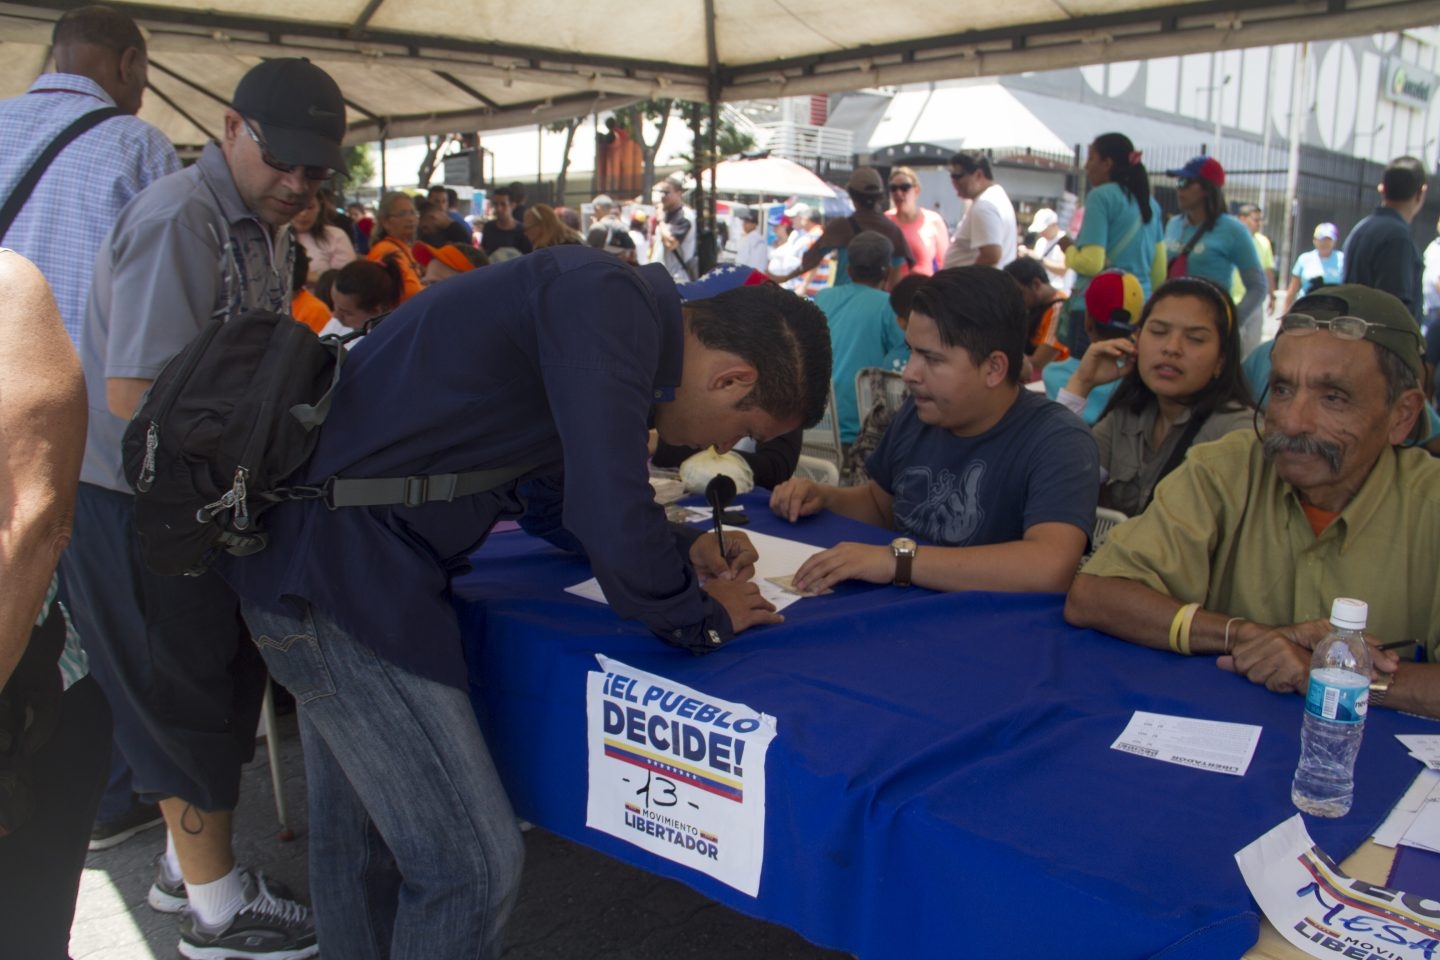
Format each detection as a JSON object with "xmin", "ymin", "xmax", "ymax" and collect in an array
[{"xmin": 892, "ymin": 537, "xmax": 917, "ymax": 555}]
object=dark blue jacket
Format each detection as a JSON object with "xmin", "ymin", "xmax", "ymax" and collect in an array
[{"xmin": 224, "ymin": 247, "xmax": 731, "ymax": 687}]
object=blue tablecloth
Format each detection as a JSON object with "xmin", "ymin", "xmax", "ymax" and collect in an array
[{"xmin": 454, "ymin": 492, "xmax": 1438, "ymax": 960}]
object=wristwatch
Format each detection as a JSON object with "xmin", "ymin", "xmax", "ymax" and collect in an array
[
  {"xmin": 890, "ymin": 537, "xmax": 918, "ymax": 587},
  {"xmin": 1369, "ymin": 671, "xmax": 1395, "ymax": 708}
]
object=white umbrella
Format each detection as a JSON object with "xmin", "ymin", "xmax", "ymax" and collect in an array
[{"xmin": 700, "ymin": 157, "xmax": 839, "ymax": 199}]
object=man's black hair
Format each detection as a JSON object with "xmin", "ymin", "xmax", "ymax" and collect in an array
[
  {"xmin": 1383, "ymin": 156, "xmax": 1427, "ymax": 204},
  {"xmin": 950, "ymin": 151, "xmax": 994, "ymax": 179},
  {"xmin": 53, "ymin": 4, "xmax": 144, "ymax": 52},
  {"xmin": 911, "ymin": 267, "xmax": 1028, "ymax": 385},
  {"xmin": 683, "ymin": 285, "xmax": 833, "ymax": 429},
  {"xmin": 1002, "ymin": 257, "xmax": 1048, "ymax": 288},
  {"xmin": 889, "ymin": 274, "xmax": 928, "ymax": 320}
]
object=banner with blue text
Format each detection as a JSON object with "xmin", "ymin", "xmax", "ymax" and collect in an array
[
  {"xmin": 585, "ymin": 655, "xmax": 777, "ymax": 895},
  {"xmin": 1237, "ymin": 814, "xmax": 1440, "ymax": 959}
]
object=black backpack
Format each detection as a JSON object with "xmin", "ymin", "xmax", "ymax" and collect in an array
[{"xmin": 122, "ymin": 309, "xmax": 532, "ymax": 577}]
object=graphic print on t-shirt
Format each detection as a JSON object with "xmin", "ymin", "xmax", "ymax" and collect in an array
[{"xmin": 892, "ymin": 461, "xmax": 985, "ymax": 545}]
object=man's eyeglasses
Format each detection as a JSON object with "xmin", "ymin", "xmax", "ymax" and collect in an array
[
  {"xmin": 1280, "ymin": 312, "xmax": 1422, "ymax": 349},
  {"xmin": 889, "ymin": 183, "xmax": 914, "ymax": 193},
  {"xmin": 948, "ymin": 171, "xmax": 968, "ymax": 181},
  {"xmin": 242, "ymin": 118, "xmax": 334, "ymax": 182}
]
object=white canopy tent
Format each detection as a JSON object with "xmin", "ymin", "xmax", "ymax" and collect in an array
[{"xmin": 0, "ymin": 0, "xmax": 1437, "ymax": 150}]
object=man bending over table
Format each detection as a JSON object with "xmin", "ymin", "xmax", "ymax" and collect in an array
[
  {"xmin": 222, "ymin": 246, "xmax": 832, "ymax": 960},
  {"xmin": 769, "ymin": 266, "xmax": 1098, "ymax": 593},
  {"xmin": 1066, "ymin": 285, "xmax": 1440, "ymax": 717}
]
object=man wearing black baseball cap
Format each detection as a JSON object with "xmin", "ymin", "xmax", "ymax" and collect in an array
[
  {"xmin": 1070, "ymin": 285, "xmax": 1440, "ymax": 718},
  {"xmin": 66, "ymin": 57, "xmax": 348, "ymax": 960}
]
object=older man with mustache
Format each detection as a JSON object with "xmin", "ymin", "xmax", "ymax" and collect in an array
[{"xmin": 1066, "ymin": 285, "xmax": 1440, "ymax": 717}]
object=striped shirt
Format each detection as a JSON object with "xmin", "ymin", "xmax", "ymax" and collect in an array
[
  {"xmin": 41, "ymin": 574, "xmax": 88, "ymax": 691},
  {"xmin": 0, "ymin": 73, "xmax": 179, "ymax": 346}
]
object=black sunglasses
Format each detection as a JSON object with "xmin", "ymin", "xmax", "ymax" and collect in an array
[
  {"xmin": 242, "ymin": 118, "xmax": 334, "ymax": 182},
  {"xmin": 1176, "ymin": 177, "xmax": 1194, "ymax": 189},
  {"xmin": 889, "ymin": 182, "xmax": 914, "ymax": 193}
]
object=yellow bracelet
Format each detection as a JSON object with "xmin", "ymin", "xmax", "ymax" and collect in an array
[
  {"xmin": 1177, "ymin": 603, "xmax": 1200, "ymax": 656},
  {"xmin": 1168, "ymin": 604, "xmax": 1189, "ymax": 653}
]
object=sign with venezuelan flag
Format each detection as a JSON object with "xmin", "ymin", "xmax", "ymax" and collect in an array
[
  {"xmin": 1237, "ymin": 815, "xmax": 1440, "ymax": 959},
  {"xmin": 585, "ymin": 655, "xmax": 777, "ymax": 895}
]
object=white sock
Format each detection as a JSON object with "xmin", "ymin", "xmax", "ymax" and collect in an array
[
  {"xmin": 162, "ymin": 832, "xmax": 182, "ymax": 884},
  {"xmin": 185, "ymin": 866, "xmax": 248, "ymax": 928}
]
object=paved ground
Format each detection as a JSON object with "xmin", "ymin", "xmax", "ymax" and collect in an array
[{"xmin": 70, "ymin": 708, "xmax": 849, "ymax": 960}]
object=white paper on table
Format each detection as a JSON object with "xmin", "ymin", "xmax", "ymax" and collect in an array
[
  {"xmin": 686, "ymin": 505, "xmax": 750, "ymax": 524},
  {"xmin": 1401, "ymin": 799, "xmax": 1440, "ymax": 854},
  {"xmin": 1399, "ymin": 735, "xmax": 1440, "ymax": 770},
  {"xmin": 1109, "ymin": 710, "xmax": 1261, "ymax": 776},
  {"xmin": 565, "ymin": 529, "xmax": 830, "ymax": 613},
  {"xmin": 1237, "ymin": 814, "xmax": 1440, "ymax": 960},
  {"xmin": 1375, "ymin": 769, "xmax": 1440, "ymax": 848}
]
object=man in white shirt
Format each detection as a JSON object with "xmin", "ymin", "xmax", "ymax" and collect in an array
[
  {"xmin": 733, "ymin": 204, "xmax": 770, "ymax": 271},
  {"xmin": 943, "ymin": 151, "xmax": 1017, "ymax": 269}
]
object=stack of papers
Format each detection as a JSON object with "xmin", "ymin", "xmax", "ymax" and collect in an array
[
  {"xmin": 1374, "ymin": 765, "xmax": 1440, "ymax": 852},
  {"xmin": 1397, "ymin": 735, "xmax": 1440, "ymax": 770}
]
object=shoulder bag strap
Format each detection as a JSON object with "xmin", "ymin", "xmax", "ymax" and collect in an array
[
  {"xmin": 0, "ymin": 107, "xmax": 122, "ymax": 242},
  {"xmin": 1170, "ymin": 221, "xmax": 1209, "ymax": 266},
  {"xmin": 1104, "ymin": 215, "xmax": 1144, "ymax": 269},
  {"xmin": 1142, "ymin": 411, "xmax": 1210, "ymax": 511}
]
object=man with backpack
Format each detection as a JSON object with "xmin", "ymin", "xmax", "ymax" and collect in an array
[
  {"xmin": 218, "ymin": 246, "xmax": 831, "ymax": 959},
  {"xmin": 62, "ymin": 58, "xmax": 344, "ymax": 960}
]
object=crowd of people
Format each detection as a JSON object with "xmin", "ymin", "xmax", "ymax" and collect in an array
[{"xmin": 3, "ymin": 6, "xmax": 1440, "ymax": 960}]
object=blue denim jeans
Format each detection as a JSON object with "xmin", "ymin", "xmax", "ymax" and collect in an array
[{"xmin": 243, "ymin": 602, "xmax": 524, "ymax": 960}]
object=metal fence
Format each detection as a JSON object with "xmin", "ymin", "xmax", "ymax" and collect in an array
[{"xmin": 1138, "ymin": 140, "xmax": 1439, "ymax": 273}]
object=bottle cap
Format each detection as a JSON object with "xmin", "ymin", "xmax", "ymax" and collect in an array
[{"xmin": 1329, "ymin": 597, "xmax": 1368, "ymax": 630}]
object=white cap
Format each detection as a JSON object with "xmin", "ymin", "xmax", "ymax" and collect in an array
[
  {"xmin": 1028, "ymin": 208, "xmax": 1058, "ymax": 233},
  {"xmin": 1329, "ymin": 597, "xmax": 1368, "ymax": 630}
]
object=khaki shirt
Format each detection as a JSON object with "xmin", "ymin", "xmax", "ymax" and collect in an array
[
  {"xmin": 1082, "ymin": 430, "xmax": 1440, "ymax": 658},
  {"xmin": 1094, "ymin": 401, "xmax": 1254, "ymax": 516}
]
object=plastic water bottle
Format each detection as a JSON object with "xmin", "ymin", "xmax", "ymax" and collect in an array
[{"xmin": 1292, "ymin": 598, "xmax": 1372, "ymax": 817}]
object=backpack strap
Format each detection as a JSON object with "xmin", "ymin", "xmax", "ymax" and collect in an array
[
  {"xmin": 323, "ymin": 463, "xmax": 537, "ymax": 509},
  {"xmin": 0, "ymin": 106, "xmax": 122, "ymax": 242}
]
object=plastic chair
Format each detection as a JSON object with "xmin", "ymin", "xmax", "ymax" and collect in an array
[
  {"xmin": 801, "ymin": 383, "xmax": 842, "ymax": 471},
  {"xmin": 794, "ymin": 454, "xmax": 839, "ymax": 485},
  {"xmin": 1091, "ymin": 507, "xmax": 1129, "ymax": 552},
  {"xmin": 854, "ymin": 367, "xmax": 907, "ymax": 421},
  {"xmin": 258, "ymin": 680, "xmax": 294, "ymax": 840}
]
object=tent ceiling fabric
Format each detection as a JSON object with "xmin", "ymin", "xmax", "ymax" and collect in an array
[{"xmin": 0, "ymin": 0, "xmax": 1437, "ymax": 150}]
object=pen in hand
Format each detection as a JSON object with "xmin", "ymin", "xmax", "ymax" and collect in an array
[
  {"xmin": 1377, "ymin": 639, "xmax": 1417, "ymax": 652},
  {"xmin": 704, "ymin": 474, "xmax": 738, "ymax": 567}
]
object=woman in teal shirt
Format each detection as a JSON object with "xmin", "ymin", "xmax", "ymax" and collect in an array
[
  {"xmin": 1161, "ymin": 155, "xmax": 1266, "ymax": 352},
  {"xmin": 1062, "ymin": 132, "xmax": 1166, "ymax": 354}
]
